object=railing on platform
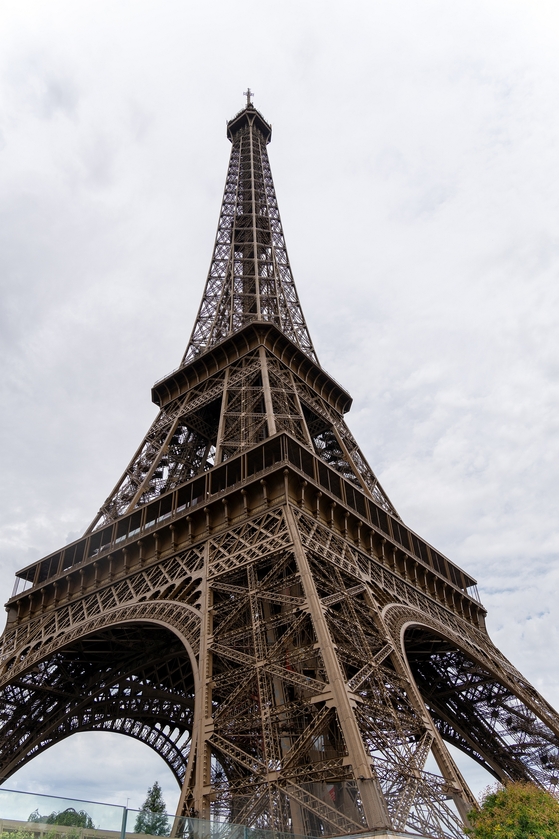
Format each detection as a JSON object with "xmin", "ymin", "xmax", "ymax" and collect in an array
[
  {"xmin": 0, "ymin": 788, "xmax": 318, "ymax": 839},
  {"xmin": 11, "ymin": 432, "xmax": 480, "ymax": 604}
]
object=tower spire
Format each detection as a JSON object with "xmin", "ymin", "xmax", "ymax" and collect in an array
[
  {"xmin": 84, "ymin": 100, "xmax": 397, "ymax": 530},
  {"xmin": 183, "ymin": 101, "xmax": 318, "ymax": 365}
]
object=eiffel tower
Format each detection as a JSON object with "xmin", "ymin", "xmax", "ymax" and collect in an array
[{"xmin": 1, "ymin": 96, "xmax": 559, "ymax": 839}]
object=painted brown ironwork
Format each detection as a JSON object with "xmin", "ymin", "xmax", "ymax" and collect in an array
[
  {"xmin": 1, "ymin": 99, "xmax": 559, "ymax": 839},
  {"xmin": 183, "ymin": 104, "xmax": 316, "ymax": 365}
]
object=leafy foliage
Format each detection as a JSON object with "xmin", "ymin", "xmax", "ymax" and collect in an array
[
  {"xmin": 27, "ymin": 807, "xmax": 95, "ymax": 829},
  {"xmin": 28, "ymin": 807, "xmax": 95, "ymax": 829},
  {"xmin": 0, "ymin": 831, "xmax": 36, "ymax": 839},
  {"xmin": 467, "ymin": 782, "xmax": 559, "ymax": 839},
  {"xmin": 134, "ymin": 782, "xmax": 169, "ymax": 836}
]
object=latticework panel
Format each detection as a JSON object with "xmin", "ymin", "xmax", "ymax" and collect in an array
[
  {"xmin": 0, "ymin": 625, "xmax": 195, "ymax": 784},
  {"xmin": 218, "ymin": 355, "xmax": 268, "ymax": 460},
  {"xmin": 273, "ymin": 366, "xmax": 397, "ymax": 515},
  {"xmin": 3, "ymin": 504, "xmax": 559, "ymax": 837},
  {"xmin": 265, "ymin": 354, "xmax": 310, "ymax": 446},
  {"xmin": 405, "ymin": 629, "xmax": 559, "ymax": 788},
  {"xmin": 183, "ymin": 114, "xmax": 317, "ymax": 364},
  {"xmin": 291, "ymin": 512, "xmax": 467, "ymax": 837},
  {"xmin": 88, "ymin": 376, "xmax": 227, "ymax": 530},
  {"xmin": 178, "ymin": 507, "xmax": 472, "ymax": 837}
]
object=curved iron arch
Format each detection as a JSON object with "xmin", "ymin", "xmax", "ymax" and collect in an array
[
  {"xmin": 384, "ymin": 605, "xmax": 559, "ymax": 790},
  {"xmin": 0, "ymin": 621, "xmax": 196, "ymax": 785}
]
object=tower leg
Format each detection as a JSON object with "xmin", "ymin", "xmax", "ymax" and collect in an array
[
  {"xmin": 189, "ymin": 545, "xmax": 213, "ymax": 820},
  {"xmin": 285, "ymin": 506, "xmax": 391, "ymax": 831}
]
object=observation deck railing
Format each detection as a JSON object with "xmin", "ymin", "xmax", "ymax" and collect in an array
[
  {"xmin": 10, "ymin": 433, "xmax": 480, "ymax": 605},
  {"xmin": 0, "ymin": 787, "xmax": 428, "ymax": 839}
]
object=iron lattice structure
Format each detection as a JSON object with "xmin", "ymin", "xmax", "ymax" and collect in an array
[{"xmin": 1, "ymin": 102, "xmax": 559, "ymax": 839}]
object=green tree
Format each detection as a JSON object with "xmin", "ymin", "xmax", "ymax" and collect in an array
[
  {"xmin": 467, "ymin": 782, "xmax": 559, "ymax": 839},
  {"xmin": 28, "ymin": 807, "xmax": 94, "ymax": 829},
  {"xmin": 134, "ymin": 782, "xmax": 169, "ymax": 836}
]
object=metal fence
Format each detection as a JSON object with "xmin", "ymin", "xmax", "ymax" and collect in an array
[{"xmin": 0, "ymin": 788, "xmax": 320, "ymax": 839}]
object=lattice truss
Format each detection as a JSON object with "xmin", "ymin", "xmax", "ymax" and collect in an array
[
  {"xmin": 89, "ymin": 349, "xmax": 395, "ymax": 531},
  {"xmin": 0, "ymin": 626, "xmax": 194, "ymax": 784},
  {"xmin": 183, "ymin": 114, "xmax": 317, "ymax": 364},
  {"xmin": 189, "ymin": 510, "xmax": 559, "ymax": 837},
  {"xmin": 274, "ymin": 365, "xmax": 397, "ymax": 515},
  {"xmin": 218, "ymin": 352, "xmax": 310, "ymax": 460},
  {"xmin": 177, "ymin": 507, "xmax": 551, "ymax": 839},
  {"xmin": 0, "ymin": 544, "xmax": 207, "ymax": 785},
  {"xmin": 2, "ymin": 508, "xmax": 559, "ymax": 839},
  {"xmin": 406, "ymin": 631, "xmax": 559, "ymax": 788},
  {"xmin": 90, "ymin": 374, "xmax": 226, "ymax": 528}
]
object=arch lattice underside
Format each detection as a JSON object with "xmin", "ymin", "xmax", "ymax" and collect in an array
[
  {"xmin": 0, "ymin": 623, "xmax": 195, "ymax": 785},
  {"xmin": 388, "ymin": 608, "xmax": 559, "ymax": 790}
]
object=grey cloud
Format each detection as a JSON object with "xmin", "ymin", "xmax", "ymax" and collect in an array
[{"xmin": 5, "ymin": 55, "xmax": 79, "ymax": 120}]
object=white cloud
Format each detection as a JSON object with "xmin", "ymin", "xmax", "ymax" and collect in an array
[{"xmin": 5, "ymin": 732, "xmax": 179, "ymax": 815}]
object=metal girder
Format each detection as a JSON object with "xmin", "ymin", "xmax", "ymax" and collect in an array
[
  {"xmin": 405, "ymin": 629, "xmax": 559, "ymax": 787},
  {"xmin": 3, "ymin": 498, "xmax": 559, "ymax": 838},
  {"xmin": 183, "ymin": 109, "xmax": 317, "ymax": 366},
  {"xmin": 0, "ymin": 625, "xmax": 194, "ymax": 783}
]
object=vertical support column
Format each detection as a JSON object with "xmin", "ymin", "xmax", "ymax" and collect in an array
[
  {"xmin": 119, "ymin": 808, "xmax": 127, "ymax": 839},
  {"xmin": 175, "ymin": 542, "xmax": 213, "ymax": 823},
  {"xmin": 195, "ymin": 541, "xmax": 214, "ymax": 818},
  {"xmin": 249, "ymin": 124, "xmax": 261, "ymax": 319},
  {"xmin": 287, "ymin": 368, "xmax": 314, "ymax": 447},
  {"xmin": 284, "ymin": 506, "xmax": 392, "ymax": 832},
  {"xmin": 259, "ymin": 346, "xmax": 277, "ymax": 436},
  {"xmin": 215, "ymin": 368, "xmax": 230, "ymax": 464},
  {"xmin": 172, "ymin": 632, "xmax": 205, "ymax": 831}
]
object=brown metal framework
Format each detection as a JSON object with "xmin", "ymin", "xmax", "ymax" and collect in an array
[{"xmin": 1, "ymin": 101, "xmax": 558, "ymax": 839}]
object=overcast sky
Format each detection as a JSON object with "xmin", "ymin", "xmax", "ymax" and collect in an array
[{"xmin": 1, "ymin": 0, "xmax": 559, "ymax": 815}]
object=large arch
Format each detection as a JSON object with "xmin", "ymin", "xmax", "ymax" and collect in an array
[
  {"xmin": 0, "ymin": 603, "xmax": 201, "ymax": 789},
  {"xmin": 385, "ymin": 604, "xmax": 559, "ymax": 790}
]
